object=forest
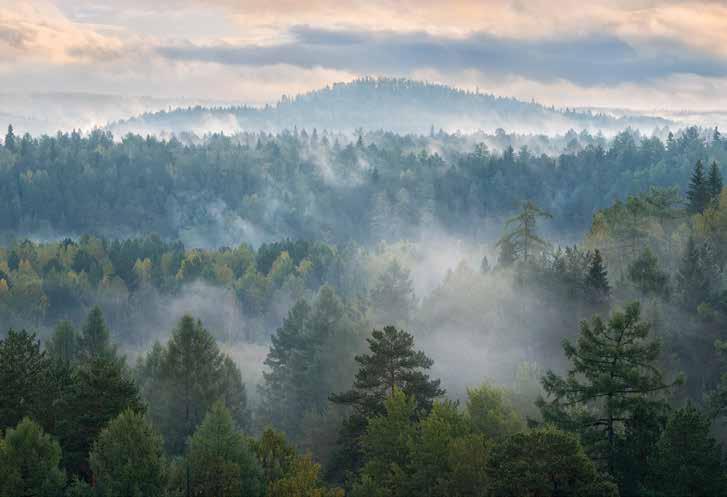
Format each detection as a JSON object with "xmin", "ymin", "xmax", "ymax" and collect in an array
[
  {"xmin": 2, "ymin": 119, "xmax": 727, "ymax": 497},
  {"xmin": 108, "ymin": 78, "xmax": 671, "ymax": 137}
]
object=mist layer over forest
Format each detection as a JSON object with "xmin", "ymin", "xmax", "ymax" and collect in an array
[{"xmin": 3, "ymin": 76, "xmax": 727, "ymax": 497}]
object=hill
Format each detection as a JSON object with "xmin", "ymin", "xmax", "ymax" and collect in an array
[{"xmin": 109, "ymin": 78, "xmax": 671, "ymax": 136}]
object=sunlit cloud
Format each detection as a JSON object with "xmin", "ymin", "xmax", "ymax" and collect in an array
[{"xmin": 3, "ymin": 0, "xmax": 727, "ymax": 111}]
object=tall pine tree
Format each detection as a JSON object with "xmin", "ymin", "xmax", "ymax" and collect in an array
[
  {"xmin": 687, "ymin": 160, "xmax": 709, "ymax": 214},
  {"xmin": 538, "ymin": 302, "xmax": 677, "ymax": 477}
]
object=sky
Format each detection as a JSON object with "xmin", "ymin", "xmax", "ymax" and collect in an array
[{"xmin": 3, "ymin": 0, "xmax": 727, "ymax": 110}]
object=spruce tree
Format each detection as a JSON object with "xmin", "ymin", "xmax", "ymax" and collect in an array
[
  {"xmin": 539, "ymin": 302, "xmax": 677, "ymax": 476},
  {"xmin": 708, "ymin": 160, "xmax": 723, "ymax": 203},
  {"xmin": 687, "ymin": 160, "xmax": 709, "ymax": 214},
  {"xmin": 585, "ymin": 249, "xmax": 610, "ymax": 303}
]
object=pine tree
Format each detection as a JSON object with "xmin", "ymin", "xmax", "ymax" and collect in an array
[
  {"xmin": 330, "ymin": 326, "xmax": 444, "ymax": 479},
  {"xmin": 539, "ymin": 302, "xmax": 677, "ymax": 476},
  {"xmin": 687, "ymin": 160, "xmax": 709, "ymax": 214},
  {"xmin": 585, "ymin": 249, "xmax": 610, "ymax": 303},
  {"xmin": 708, "ymin": 161, "xmax": 723, "ymax": 203}
]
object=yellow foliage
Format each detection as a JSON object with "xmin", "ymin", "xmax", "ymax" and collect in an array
[{"xmin": 0, "ymin": 278, "xmax": 9, "ymax": 295}]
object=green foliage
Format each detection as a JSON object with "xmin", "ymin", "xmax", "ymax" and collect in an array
[
  {"xmin": 585, "ymin": 249, "xmax": 610, "ymax": 303},
  {"xmin": 254, "ymin": 429, "xmax": 343, "ymax": 497},
  {"xmin": 369, "ymin": 260, "xmax": 416, "ymax": 326},
  {"xmin": 0, "ymin": 417, "xmax": 65, "ymax": 497},
  {"xmin": 330, "ymin": 326, "xmax": 443, "ymax": 478},
  {"xmin": 332, "ymin": 326, "xmax": 444, "ymax": 416},
  {"xmin": 355, "ymin": 389, "xmax": 418, "ymax": 497},
  {"xmin": 487, "ymin": 426, "xmax": 617, "ymax": 497},
  {"xmin": 47, "ymin": 320, "xmax": 79, "ymax": 365},
  {"xmin": 258, "ymin": 286, "xmax": 365, "ymax": 441},
  {"xmin": 465, "ymin": 384, "xmax": 524, "ymax": 440},
  {"xmin": 0, "ymin": 329, "xmax": 54, "ymax": 431},
  {"xmin": 183, "ymin": 401, "xmax": 264, "ymax": 497},
  {"xmin": 90, "ymin": 409, "xmax": 166, "ymax": 497},
  {"xmin": 650, "ymin": 404, "xmax": 727, "ymax": 497},
  {"xmin": 78, "ymin": 306, "xmax": 116, "ymax": 361},
  {"xmin": 708, "ymin": 161, "xmax": 723, "ymax": 203},
  {"xmin": 539, "ymin": 302, "xmax": 676, "ymax": 474},
  {"xmin": 627, "ymin": 249, "xmax": 670, "ymax": 298},
  {"xmin": 497, "ymin": 201, "xmax": 552, "ymax": 263},
  {"xmin": 136, "ymin": 315, "xmax": 250, "ymax": 454},
  {"xmin": 688, "ymin": 160, "xmax": 710, "ymax": 214},
  {"xmin": 56, "ymin": 357, "xmax": 144, "ymax": 479}
]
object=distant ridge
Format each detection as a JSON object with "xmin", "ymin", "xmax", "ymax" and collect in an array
[{"xmin": 109, "ymin": 77, "xmax": 671, "ymax": 136}]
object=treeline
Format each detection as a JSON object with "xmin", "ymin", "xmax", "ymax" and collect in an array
[
  {"xmin": 0, "ymin": 235, "xmax": 364, "ymax": 338},
  {"xmin": 3, "ymin": 296, "xmax": 727, "ymax": 496},
  {"xmin": 109, "ymin": 77, "xmax": 669, "ymax": 136},
  {"xmin": 1, "ymin": 123, "xmax": 726, "ymax": 244}
]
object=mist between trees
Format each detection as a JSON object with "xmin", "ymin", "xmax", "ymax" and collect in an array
[{"xmin": 2, "ymin": 122, "xmax": 727, "ymax": 496}]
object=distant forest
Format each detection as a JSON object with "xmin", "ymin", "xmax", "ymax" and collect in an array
[
  {"xmin": 0, "ymin": 123, "xmax": 724, "ymax": 246},
  {"xmin": 109, "ymin": 78, "xmax": 671, "ymax": 136}
]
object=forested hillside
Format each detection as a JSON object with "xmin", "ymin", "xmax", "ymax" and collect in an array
[
  {"xmin": 109, "ymin": 78, "xmax": 671, "ymax": 136},
  {"xmin": 3, "ymin": 118, "xmax": 727, "ymax": 496},
  {"xmin": 1, "ymin": 123, "xmax": 724, "ymax": 246}
]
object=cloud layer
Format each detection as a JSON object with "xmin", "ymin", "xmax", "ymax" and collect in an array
[{"xmin": 3, "ymin": 0, "xmax": 727, "ymax": 112}]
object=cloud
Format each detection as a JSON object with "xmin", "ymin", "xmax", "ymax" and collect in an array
[
  {"xmin": 158, "ymin": 26, "xmax": 727, "ymax": 86},
  {"xmin": 0, "ymin": 0, "xmax": 124, "ymax": 63}
]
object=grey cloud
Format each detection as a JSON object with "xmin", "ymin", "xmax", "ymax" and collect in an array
[{"xmin": 158, "ymin": 26, "xmax": 727, "ymax": 86}]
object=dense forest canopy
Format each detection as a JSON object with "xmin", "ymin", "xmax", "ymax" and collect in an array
[
  {"xmin": 3, "ymin": 85, "xmax": 727, "ymax": 497},
  {"xmin": 1, "ymin": 123, "xmax": 725, "ymax": 248}
]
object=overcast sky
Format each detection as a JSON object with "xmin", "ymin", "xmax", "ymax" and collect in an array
[{"xmin": 3, "ymin": 0, "xmax": 727, "ymax": 110}]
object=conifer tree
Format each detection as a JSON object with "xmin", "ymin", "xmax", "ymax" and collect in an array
[
  {"xmin": 708, "ymin": 160, "xmax": 723, "ymax": 203},
  {"xmin": 78, "ymin": 306, "xmax": 115, "ymax": 361},
  {"xmin": 47, "ymin": 320, "xmax": 79, "ymax": 366},
  {"xmin": 0, "ymin": 330, "xmax": 53, "ymax": 431},
  {"xmin": 0, "ymin": 418, "xmax": 66, "ymax": 497},
  {"xmin": 183, "ymin": 402, "xmax": 263, "ymax": 497},
  {"xmin": 675, "ymin": 237, "xmax": 711, "ymax": 310},
  {"xmin": 330, "ymin": 326, "xmax": 443, "ymax": 479},
  {"xmin": 687, "ymin": 160, "xmax": 709, "ymax": 214},
  {"xmin": 90, "ymin": 409, "xmax": 166, "ymax": 497},
  {"xmin": 539, "ymin": 302, "xmax": 677, "ymax": 475},
  {"xmin": 585, "ymin": 249, "xmax": 610, "ymax": 303},
  {"xmin": 497, "ymin": 201, "xmax": 552, "ymax": 263},
  {"xmin": 4, "ymin": 124, "xmax": 15, "ymax": 152},
  {"xmin": 650, "ymin": 404, "xmax": 726, "ymax": 497}
]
